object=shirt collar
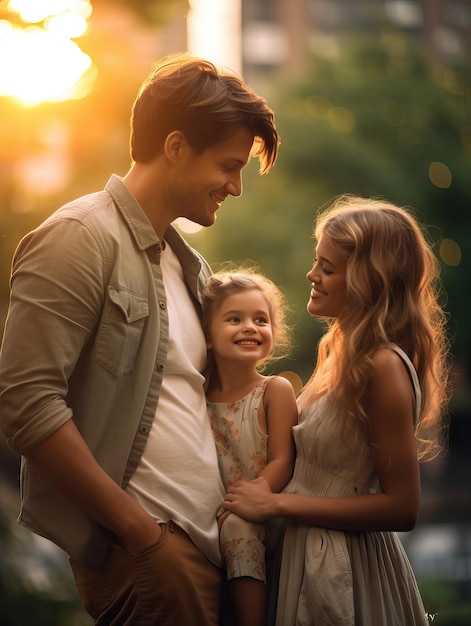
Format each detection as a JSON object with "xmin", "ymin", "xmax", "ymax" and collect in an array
[{"xmin": 105, "ymin": 174, "xmax": 162, "ymax": 252}]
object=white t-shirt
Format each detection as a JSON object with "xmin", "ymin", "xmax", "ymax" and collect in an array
[{"xmin": 126, "ymin": 242, "xmax": 225, "ymax": 566}]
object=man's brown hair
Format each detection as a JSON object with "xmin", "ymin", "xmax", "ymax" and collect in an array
[{"xmin": 130, "ymin": 53, "xmax": 279, "ymax": 174}]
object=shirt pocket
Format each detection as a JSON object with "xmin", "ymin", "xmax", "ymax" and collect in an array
[{"xmin": 95, "ymin": 287, "xmax": 149, "ymax": 377}]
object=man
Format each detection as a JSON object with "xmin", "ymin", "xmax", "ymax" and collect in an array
[{"xmin": 0, "ymin": 53, "xmax": 279, "ymax": 626}]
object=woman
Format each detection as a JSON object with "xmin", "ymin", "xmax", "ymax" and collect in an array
[{"xmin": 223, "ymin": 196, "xmax": 451, "ymax": 625}]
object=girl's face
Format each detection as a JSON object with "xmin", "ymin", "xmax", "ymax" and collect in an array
[
  {"xmin": 306, "ymin": 234, "xmax": 348, "ymax": 319},
  {"xmin": 207, "ymin": 289, "xmax": 274, "ymax": 365}
]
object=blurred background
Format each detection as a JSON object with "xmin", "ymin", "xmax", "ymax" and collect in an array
[{"xmin": 0, "ymin": 0, "xmax": 470, "ymax": 624}]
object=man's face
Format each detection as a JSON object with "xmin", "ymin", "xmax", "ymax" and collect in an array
[{"xmin": 168, "ymin": 127, "xmax": 254, "ymax": 227}]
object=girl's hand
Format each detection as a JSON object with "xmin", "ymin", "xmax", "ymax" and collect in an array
[{"xmin": 223, "ymin": 476, "xmax": 275, "ymax": 522}]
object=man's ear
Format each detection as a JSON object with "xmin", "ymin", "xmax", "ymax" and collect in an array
[{"xmin": 164, "ymin": 130, "xmax": 185, "ymax": 161}]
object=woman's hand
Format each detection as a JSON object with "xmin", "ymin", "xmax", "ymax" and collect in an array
[{"xmin": 223, "ymin": 476, "xmax": 276, "ymax": 522}]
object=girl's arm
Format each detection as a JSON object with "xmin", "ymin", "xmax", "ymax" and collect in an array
[
  {"xmin": 258, "ymin": 376, "xmax": 298, "ymax": 492},
  {"xmin": 225, "ymin": 349, "xmax": 421, "ymax": 532}
]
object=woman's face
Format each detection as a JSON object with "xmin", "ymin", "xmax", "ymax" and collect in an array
[{"xmin": 306, "ymin": 234, "xmax": 348, "ymax": 319}]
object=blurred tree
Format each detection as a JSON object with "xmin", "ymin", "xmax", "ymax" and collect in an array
[
  {"xmin": 189, "ymin": 31, "xmax": 471, "ymax": 385},
  {"xmin": 0, "ymin": 11, "xmax": 470, "ymax": 624},
  {"xmin": 0, "ymin": 503, "xmax": 93, "ymax": 625}
]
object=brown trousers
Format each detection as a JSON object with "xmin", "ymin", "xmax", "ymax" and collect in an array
[{"xmin": 70, "ymin": 521, "xmax": 222, "ymax": 626}]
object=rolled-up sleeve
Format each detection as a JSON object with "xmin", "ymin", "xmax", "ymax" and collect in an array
[{"xmin": 0, "ymin": 217, "xmax": 105, "ymax": 454}]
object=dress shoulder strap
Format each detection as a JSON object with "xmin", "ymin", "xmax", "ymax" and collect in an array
[
  {"xmin": 261, "ymin": 375, "xmax": 276, "ymax": 389},
  {"xmin": 389, "ymin": 344, "xmax": 422, "ymax": 426}
]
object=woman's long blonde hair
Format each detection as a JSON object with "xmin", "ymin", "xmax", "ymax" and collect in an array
[{"xmin": 300, "ymin": 195, "xmax": 451, "ymax": 459}]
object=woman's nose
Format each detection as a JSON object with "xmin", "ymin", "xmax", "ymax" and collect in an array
[{"xmin": 307, "ymin": 266, "xmax": 318, "ymax": 282}]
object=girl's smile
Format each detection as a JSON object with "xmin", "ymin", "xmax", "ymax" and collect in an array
[{"xmin": 207, "ymin": 289, "xmax": 273, "ymax": 364}]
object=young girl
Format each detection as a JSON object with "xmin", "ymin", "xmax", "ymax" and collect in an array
[
  {"xmin": 222, "ymin": 197, "xmax": 451, "ymax": 626},
  {"xmin": 202, "ymin": 269, "xmax": 298, "ymax": 626}
]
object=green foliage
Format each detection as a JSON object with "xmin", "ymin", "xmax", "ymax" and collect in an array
[
  {"xmin": 1, "ymin": 19, "xmax": 470, "ymax": 624},
  {"xmin": 191, "ymin": 33, "xmax": 471, "ymax": 381},
  {"xmin": 280, "ymin": 41, "xmax": 471, "ymax": 355},
  {"xmin": 0, "ymin": 506, "xmax": 92, "ymax": 626},
  {"xmin": 419, "ymin": 577, "xmax": 471, "ymax": 625}
]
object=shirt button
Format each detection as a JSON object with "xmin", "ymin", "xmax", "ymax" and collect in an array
[
  {"xmin": 139, "ymin": 425, "xmax": 148, "ymax": 434},
  {"xmin": 159, "ymin": 301, "xmax": 166, "ymax": 310},
  {"xmin": 157, "ymin": 363, "xmax": 164, "ymax": 371}
]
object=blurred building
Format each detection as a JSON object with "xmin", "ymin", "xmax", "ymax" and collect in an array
[{"xmin": 241, "ymin": 0, "xmax": 471, "ymax": 82}]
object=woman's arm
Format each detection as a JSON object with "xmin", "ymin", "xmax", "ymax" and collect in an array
[
  {"xmin": 258, "ymin": 376, "xmax": 298, "ymax": 492},
  {"xmin": 225, "ymin": 349, "xmax": 421, "ymax": 532}
]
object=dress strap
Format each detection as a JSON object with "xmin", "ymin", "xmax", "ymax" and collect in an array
[{"xmin": 389, "ymin": 345, "xmax": 422, "ymax": 426}]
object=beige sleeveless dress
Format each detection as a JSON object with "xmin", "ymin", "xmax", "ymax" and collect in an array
[{"xmin": 275, "ymin": 346, "xmax": 429, "ymax": 626}]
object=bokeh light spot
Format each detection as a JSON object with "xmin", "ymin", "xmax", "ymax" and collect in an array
[
  {"xmin": 428, "ymin": 161, "xmax": 452, "ymax": 189},
  {"xmin": 306, "ymin": 95, "xmax": 331, "ymax": 119},
  {"xmin": 175, "ymin": 217, "xmax": 203, "ymax": 234},
  {"xmin": 327, "ymin": 107, "xmax": 356, "ymax": 133},
  {"xmin": 278, "ymin": 371, "xmax": 304, "ymax": 396},
  {"xmin": 439, "ymin": 239, "xmax": 461, "ymax": 267}
]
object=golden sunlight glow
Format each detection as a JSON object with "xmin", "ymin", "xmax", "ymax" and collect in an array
[
  {"xmin": 175, "ymin": 217, "xmax": 206, "ymax": 234},
  {"xmin": 187, "ymin": 0, "xmax": 241, "ymax": 73},
  {"xmin": 0, "ymin": 0, "xmax": 94, "ymax": 106}
]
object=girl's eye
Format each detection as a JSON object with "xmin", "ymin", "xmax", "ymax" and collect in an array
[
  {"xmin": 227, "ymin": 317, "xmax": 240, "ymax": 323},
  {"xmin": 255, "ymin": 317, "xmax": 268, "ymax": 324}
]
